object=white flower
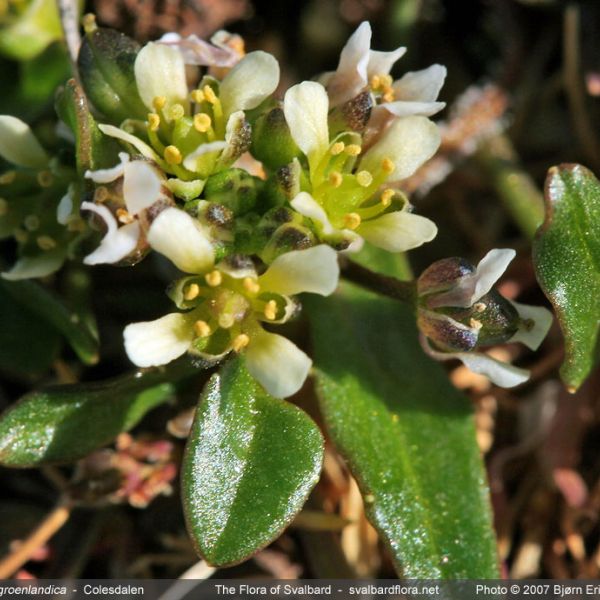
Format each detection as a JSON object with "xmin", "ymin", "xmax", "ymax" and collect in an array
[
  {"xmin": 124, "ymin": 207, "xmax": 340, "ymax": 397},
  {"xmin": 82, "ymin": 154, "xmax": 172, "ymax": 265},
  {"xmin": 419, "ymin": 249, "xmax": 553, "ymax": 387},
  {"xmin": 100, "ymin": 45, "xmax": 280, "ymax": 183},
  {"xmin": 323, "ymin": 21, "xmax": 446, "ymax": 120},
  {"xmin": 283, "ymin": 81, "xmax": 439, "ymax": 253}
]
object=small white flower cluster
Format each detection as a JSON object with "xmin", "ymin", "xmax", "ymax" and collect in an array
[{"xmin": 75, "ymin": 22, "xmax": 449, "ymax": 397}]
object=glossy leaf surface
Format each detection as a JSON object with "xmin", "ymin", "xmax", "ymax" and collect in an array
[
  {"xmin": 533, "ymin": 164, "xmax": 600, "ymax": 390},
  {"xmin": 182, "ymin": 357, "xmax": 323, "ymax": 566},
  {"xmin": 0, "ymin": 370, "xmax": 178, "ymax": 467},
  {"xmin": 308, "ymin": 282, "xmax": 498, "ymax": 578}
]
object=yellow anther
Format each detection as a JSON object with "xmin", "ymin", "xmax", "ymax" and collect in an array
[
  {"xmin": 470, "ymin": 318, "xmax": 483, "ymax": 331},
  {"xmin": 153, "ymin": 96, "xmax": 167, "ymax": 111},
  {"xmin": 148, "ymin": 113, "xmax": 160, "ymax": 132},
  {"xmin": 116, "ymin": 208, "xmax": 134, "ymax": 224},
  {"xmin": 474, "ymin": 302, "xmax": 487, "ymax": 313},
  {"xmin": 344, "ymin": 212, "xmax": 362, "ymax": 230},
  {"xmin": 164, "ymin": 145, "xmax": 183, "ymax": 165},
  {"xmin": 382, "ymin": 90, "xmax": 395, "ymax": 103},
  {"xmin": 330, "ymin": 141, "xmax": 345, "ymax": 155},
  {"xmin": 193, "ymin": 113, "xmax": 212, "ymax": 133},
  {"xmin": 169, "ymin": 103, "xmax": 185, "ymax": 120},
  {"xmin": 193, "ymin": 320, "xmax": 211, "ymax": 338},
  {"xmin": 24, "ymin": 214, "xmax": 40, "ymax": 231},
  {"xmin": 184, "ymin": 283, "xmax": 201, "ymax": 301},
  {"xmin": 205, "ymin": 270, "xmax": 222, "ymax": 287},
  {"xmin": 345, "ymin": 144, "xmax": 362, "ymax": 156},
  {"xmin": 382, "ymin": 158, "xmax": 395, "ymax": 174},
  {"xmin": 380, "ymin": 74, "xmax": 393, "ymax": 88},
  {"xmin": 37, "ymin": 235, "xmax": 56, "ymax": 250},
  {"xmin": 37, "ymin": 170, "xmax": 53, "ymax": 188},
  {"xmin": 218, "ymin": 314, "xmax": 235, "ymax": 329},
  {"xmin": 328, "ymin": 171, "xmax": 343, "ymax": 188},
  {"xmin": 356, "ymin": 170, "xmax": 373, "ymax": 187},
  {"xmin": 370, "ymin": 75, "xmax": 381, "ymax": 90},
  {"xmin": 67, "ymin": 217, "xmax": 86, "ymax": 232},
  {"xmin": 14, "ymin": 228, "xmax": 27, "ymax": 243},
  {"xmin": 203, "ymin": 85, "xmax": 218, "ymax": 104},
  {"xmin": 242, "ymin": 277, "xmax": 260, "ymax": 295},
  {"xmin": 381, "ymin": 188, "xmax": 395, "ymax": 207},
  {"xmin": 0, "ymin": 198, "xmax": 7, "ymax": 215},
  {"xmin": 94, "ymin": 186, "xmax": 109, "ymax": 203},
  {"xmin": 264, "ymin": 300, "xmax": 278, "ymax": 321},
  {"xmin": 191, "ymin": 89, "xmax": 205, "ymax": 104},
  {"xmin": 232, "ymin": 333, "xmax": 250, "ymax": 353},
  {"xmin": 0, "ymin": 171, "xmax": 16, "ymax": 185},
  {"xmin": 82, "ymin": 13, "xmax": 97, "ymax": 34}
]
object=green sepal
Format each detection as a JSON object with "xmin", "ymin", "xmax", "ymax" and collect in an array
[
  {"xmin": 55, "ymin": 78, "xmax": 122, "ymax": 173},
  {"xmin": 77, "ymin": 27, "xmax": 147, "ymax": 123},
  {"xmin": 251, "ymin": 106, "xmax": 300, "ymax": 170},
  {"xmin": 204, "ymin": 168, "xmax": 262, "ymax": 215}
]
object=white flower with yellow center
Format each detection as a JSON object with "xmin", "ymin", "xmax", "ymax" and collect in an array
[
  {"xmin": 283, "ymin": 81, "xmax": 439, "ymax": 253},
  {"xmin": 123, "ymin": 207, "xmax": 340, "ymax": 398},
  {"xmin": 323, "ymin": 21, "xmax": 446, "ymax": 123},
  {"xmin": 97, "ymin": 42, "xmax": 279, "ymax": 194},
  {"xmin": 81, "ymin": 153, "xmax": 173, "ymax": 265}
]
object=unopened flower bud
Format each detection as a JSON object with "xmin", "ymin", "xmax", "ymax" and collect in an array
[
  {"xmin": 251, "ymin": 106, "xmax": 301, "ymax": 170},
  {"xmin": 203, "ymin": 168, "xmax": 261, "ymax": 215}
]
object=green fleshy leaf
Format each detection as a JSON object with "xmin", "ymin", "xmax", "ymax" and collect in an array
[
  {"xmin": 0, "ymin": 283, "xmax": 60, "ymax": 378},
  {"xmin": 533, "ymin": 164, "xmax": 600, "ymax": 391},
  {"xmin": 0, "ymin": 371, "xmax": 179, "ymax": 467},
  {"xmin": 0, "ymin": 279, "xmax": 99, "ymax": 365},
  {"xmin": 182, "ymin": 357, "xmax": 323, "ymax": 566},
  {"xmin": 307, "ymin": 285, "xmax": 499, "ymax": 578}
]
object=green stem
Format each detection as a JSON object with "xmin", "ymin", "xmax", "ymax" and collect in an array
[
  {"xmin": 477, "ymin": 135, "xmax": 545, "ymax": 239},
  {"xmin": 341, "ymin": 259, "xmax": 417, "ymax": 305}
]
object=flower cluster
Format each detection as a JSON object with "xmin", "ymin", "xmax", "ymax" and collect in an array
[{"xmin": 71, "ymin": 20, "xmax": 451, "ymax": 397}]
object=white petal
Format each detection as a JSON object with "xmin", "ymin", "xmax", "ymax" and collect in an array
[
  {"xmin": 509, "ymin": 301, "xmax": 553, "ymax": 351},
  {"xmin": 327, "ymin": 21, "xmax": 371, "ymax": 106},
  {"xmin": 245, "ymin": 329, "xmax": 312, "ymax": 398},
  {"xmin": 393, "ymin": 64, "xmax": 447, "ymax": 102},
  {"xmin": 56, "ymin": 186, "xmax": 74, "ymax": 225},
  {"xmin": 84, "ymin": 152, "xmax": 130, "ymax": 184},
  {"xmin": 291, "ymin": 192, "xmax": 333, "ymax": 233},
  {"xmin": 360, "ymin": 116, "xmax": 441, "ymax": 182},
  {"xmin": 427, "ymin": 248, "xmax": 516, "ymax": 309},
  {"xmin": 182, "ymin": 141, "xmax": 228, "ymax": 172},
  {"xmin": 98, "ymin": 124, "xmax": 162, "ymax": 163},
  {"xmin": 283, "ymin": 82, "xmax": 330, "ymax": 171},
  {"xmin": 259, "ymin": 245, "xmax": 340, "ymax": 296},
  {"xmin": 123, "ymin": 161, "xmax": 165, "ymax": 215},
  {"xmin": 147, "ymin": 207, "xmax": 214, "ymax": 274},
  {"xmin": 421, "ymin": 336, "xmax": 530, "ymax": 388},
  {"xmin": 220, "ymin": 51, "xmax": 280, "ymax": 117},
  {"xmin": 158, "ymin": 32, "xmax": 239, "ymax": 67},
  {"xmin": 82, "ymin": 202, "xmax": 140, "ymax": 265},
  {"xmin": 2, "ymin": 250, "xmax": 65, "ymax": 280},
  {"xmin": 0, "ymin": 116, "xmax": 48, "ymax": 168},
  {"xmin": 134, "ymin": 42, "xmax": 188, "ymax": 110},
  {"xmin": 366, "ymin": 47, "xmax": 406, "ymax": 79},
  {"xmin": 124, "ymin": 312, "xmax": 193, "ymax": 367},
  {"xmin": 376, "ymin": 100, "xmax": 446, "ymax": 119},
  {"xmin": 358, "ymin": 211, "xmax": 437, "ymax": 252}
]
